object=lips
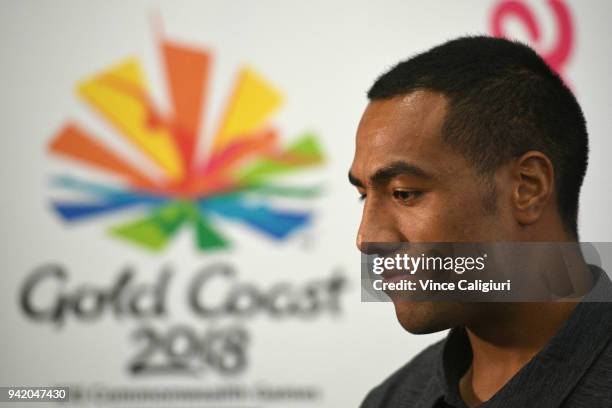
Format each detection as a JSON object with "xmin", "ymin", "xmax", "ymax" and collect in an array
[{"xmin": 381, "ymin": 268, "xmax": 411, "ymax": 283}]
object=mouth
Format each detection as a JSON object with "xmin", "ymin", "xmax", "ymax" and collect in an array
[{"xmin": 381, "ymin": 269, "xmax": 412, "ymax": 284}]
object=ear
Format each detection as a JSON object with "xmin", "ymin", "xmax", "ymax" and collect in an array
[{"xmin": 511, "ymin": 151, "xmax": 555, "ymax": 226}]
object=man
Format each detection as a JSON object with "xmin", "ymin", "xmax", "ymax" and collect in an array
[{"xmin": 350, "ymin": 36, "xmax": 612, "ymax": 407}]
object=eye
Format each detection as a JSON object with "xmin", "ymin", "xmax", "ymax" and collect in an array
[{"xmin": 392, "ymin": 190, "xmax": 421, "ymax": 204}]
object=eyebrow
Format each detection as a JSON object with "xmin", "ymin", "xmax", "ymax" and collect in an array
[{"xmin": 348, "ymin": 161, "xmax": 433, "ymax": 188}]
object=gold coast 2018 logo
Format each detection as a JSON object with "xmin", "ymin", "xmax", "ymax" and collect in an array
[{"xmin": 47, "ymin": 30, "xmax": 324, "ymax": 252}]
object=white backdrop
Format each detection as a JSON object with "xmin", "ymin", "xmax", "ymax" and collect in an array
[{"xmin": 1, "ymin": 1, "xmax": 611, "ymax": 407}]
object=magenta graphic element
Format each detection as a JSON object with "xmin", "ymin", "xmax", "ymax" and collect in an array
[{"xmin": 490, "ymin": 0, "xmax": 574, "ymax": 81}]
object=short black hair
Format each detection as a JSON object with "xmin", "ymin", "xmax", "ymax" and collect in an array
[{"xmin": 368, "ymin": 36, "xmax": 588, "ymax": 237}]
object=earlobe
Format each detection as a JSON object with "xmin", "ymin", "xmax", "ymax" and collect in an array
[{"xmin": 512, "ymin": 151, "xmax": 555, "ymax": 226}]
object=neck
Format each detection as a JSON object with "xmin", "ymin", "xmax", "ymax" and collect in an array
[
  {"xmin": 459, "ymin": 302, "xmax": 577, "ymax": 406},
  {"xmin": 458, "ymin": 228, "xmax": 593, "ymax": 406}
]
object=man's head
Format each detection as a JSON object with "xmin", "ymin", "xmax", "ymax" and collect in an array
[{"xmin": 349, "ymin": 36, "xmax": 589, "ymax": 333}]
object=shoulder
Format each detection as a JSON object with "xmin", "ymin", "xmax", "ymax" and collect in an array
[
  {"xmin": 570, "ymin": 336, "xmax": 612, "ymax": 403},
  {"xmin": 360, "ymin": 338, "xmax": 445, "ymax": 408}
]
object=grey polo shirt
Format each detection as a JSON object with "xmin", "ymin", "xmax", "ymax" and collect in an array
[{"xmin": 360, "ymin": 265, "xmax": 612, "ymax": 407}]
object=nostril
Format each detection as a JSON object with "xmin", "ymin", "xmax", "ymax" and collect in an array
[{"xmin": 359, "ymin": 241, "xmax": 404, "ymax": 256}]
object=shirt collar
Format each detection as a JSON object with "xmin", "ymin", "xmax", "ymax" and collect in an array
[{"xmin": 434, "ymin": 264, "xmax": 612, "ymax": 408}]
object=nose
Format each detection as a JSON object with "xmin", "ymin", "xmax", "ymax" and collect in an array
[{"xmin": 356, "ymin": 198, "xmax": 404, "ymax": 255}]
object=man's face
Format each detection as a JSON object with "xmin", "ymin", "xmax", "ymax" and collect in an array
[{"xmin": 350, "ymin": 90, "xmax": 515, "ymax": 333}]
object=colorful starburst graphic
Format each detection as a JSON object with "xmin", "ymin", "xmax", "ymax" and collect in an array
[{"xmin": 48, "ymin": 32, "xmax": 324, "ymax": 252}]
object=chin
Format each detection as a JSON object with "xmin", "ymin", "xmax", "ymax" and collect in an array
[{"xmin": 392, "ymin": 300, "xmax": 467, "ymax": 334}]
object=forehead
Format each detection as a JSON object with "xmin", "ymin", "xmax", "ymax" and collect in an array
[{"xmin": 352, "ymin": 90, "xmax": 452, "ymax": 179}]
